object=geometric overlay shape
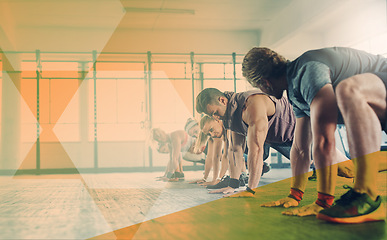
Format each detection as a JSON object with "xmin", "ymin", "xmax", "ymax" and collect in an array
[
  {"xmin": 0, "ymin": 177, "xmax": 112, "ymax": 239},
  {"xmin": 0, "ymin": 72, "xmax": 41, "ymax": 173},
  {"xmin": 52, "ymin": 76, "xmax": 93, "ymax": 170},
  {"xmin": 79, "ymin": 171, "xmax": 224, "ymax": 232},
  {"xmin": 90, "ymin": 153, "xmax": 387, "ymax": 240}
]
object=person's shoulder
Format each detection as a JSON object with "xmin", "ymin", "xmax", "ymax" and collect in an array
[
  {"xmin": 247, "ymin": 93, "xmax": 273, "ymax": 106},
  {"xmin": 242, "ymin": 89, "xmax": 263, "ymax": 95},
  {"xmin": 244, "ymin": 94, "xmax": 273, "ymax": 116}
]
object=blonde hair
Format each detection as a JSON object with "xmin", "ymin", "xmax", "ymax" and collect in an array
[
  {"xmin": 193, "ymin": 131, "xmax": 210, "ymax": 154},
  {"xmin": 150, "ymin": 128, "xmax": 170, "ymax": 153},
  {"xmin": 192, "ymin": 115, "xmax": 216, "ymax": 153},
  {"xmin": 151, "ymin": 128, "xmax": 167, "ymax": 143}
]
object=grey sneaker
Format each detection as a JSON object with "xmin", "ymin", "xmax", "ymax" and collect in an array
[{"xmin": 207, "ymin": 175, "xmax": 230, "ymax": 189}]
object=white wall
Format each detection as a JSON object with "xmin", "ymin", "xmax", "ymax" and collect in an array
[
  {"xmin": 264, "ymin": 0, "xmax": 387, "ymax": 59},
  {"xmin": 13, "ymin": 28, "xmax": 260, "ymax": 54}
]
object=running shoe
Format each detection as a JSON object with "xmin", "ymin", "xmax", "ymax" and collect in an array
[
  {"xmin": 308, "ymin": 169, "xmax": 317, "ymax": 181},
  {"xmin": 239, "ymin": 172, "xmax": 248, "ymax": 187},
  {"xmin": 207, "ymin": 175, "xmax": 230, "ymax": 189},
  {"xmin": 167, "ymin": 172, "xmax": 184, "ymax": 181},
  {"xmin": 317, "ymin": 186, "xmax": 386, "ymax": 223},
  {"xmin": 174, "ymin": 172, "xmax": 185, "ymax": 181},
  {"xmin": 262, "ymin": 162, "xmax": 271, "ymax": 176}
]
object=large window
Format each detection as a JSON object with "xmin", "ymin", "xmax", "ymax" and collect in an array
[
  {"xmin": 151, "ymin": 59, "xmax": 193, "ymax": 167},
  {"xmin": 90, "ymin": 62, "xmax": 146, "ymax": 142},
  {"xmin": 2, "ymin": 51, "xmax": 251, "ymax": 171}
]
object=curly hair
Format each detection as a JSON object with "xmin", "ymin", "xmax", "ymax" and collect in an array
[{"xmin": 242, "ymin": 47, "xmax": 287, "ymax": 87}]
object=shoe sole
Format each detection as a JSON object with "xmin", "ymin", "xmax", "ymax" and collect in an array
[{"xmin": 317, "ymin": 204, "xmax": 386, "ymax": 224}]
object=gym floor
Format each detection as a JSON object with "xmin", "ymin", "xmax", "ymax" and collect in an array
[{"xmin": 0, "ymin": 160, "xmax": 385, "ymax": 239}]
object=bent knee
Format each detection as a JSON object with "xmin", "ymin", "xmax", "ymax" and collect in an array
[
  {"xmin": 335, "ymin": 77, "xmax": 366, "ymax": 108},
  {"xmin": 336, "ymin": 77, "xmax": 362, "ymax": 99}
]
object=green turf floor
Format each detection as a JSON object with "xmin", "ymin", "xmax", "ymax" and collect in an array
[{"xmin": 92, "ymin": 169, "xmax": 386, "ymax": 240}]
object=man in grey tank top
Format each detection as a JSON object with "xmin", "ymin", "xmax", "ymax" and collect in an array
[
  {"xmin": 196, "ymin": 88, "xmax": 351, "ymax": 196},
  {"xmin": 242, "ymin": 47, "xmax": 387, "ymax": 223}
]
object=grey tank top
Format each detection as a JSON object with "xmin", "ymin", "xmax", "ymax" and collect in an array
[{"xmin": 223, "ymin": 90, "xmax": 295, "ymax": 143}]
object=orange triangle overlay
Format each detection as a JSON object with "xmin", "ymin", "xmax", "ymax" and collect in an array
[
  {"xmin": 11, "ymin": 75, "xmax": 85, "ymax": 176},
  {"xmin": 90, "ymin": 151, "xmax": 387, "ymax": 240},
  {"xmin": 1, "ymin": 47, "xmax": 22, "ymax": 93},
  {"xmin": 1, "ymin": 46, "xmax": 90, "ymax": 175}
]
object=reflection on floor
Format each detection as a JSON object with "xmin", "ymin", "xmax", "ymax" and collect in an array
[{"xmin": 0, "ymin": 168, "xmax": 292, "ymax": 239}]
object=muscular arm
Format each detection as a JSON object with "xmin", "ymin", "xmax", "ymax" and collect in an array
[
  {"xmin": 260, "ymin": 116, "xmax": 312, "ymax": 207},
  {"xmin": 280, "ymin": 84, "xmax": 339, "ymax": 216},
  {"xmin": 243, "ymin": 95, "xmax": 271, "ymax": 189},
  {"xmin": 228, "ymin": 131, "xmax": 245, "ymax": 180},
  {"xmin": 246, "ymin": 118, "xmax": 268, "ymax": 189}
]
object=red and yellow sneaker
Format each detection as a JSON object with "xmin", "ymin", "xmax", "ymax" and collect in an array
[{"xmin": 317, "ymin": 186, "xmax": 386, "ymax": 224}]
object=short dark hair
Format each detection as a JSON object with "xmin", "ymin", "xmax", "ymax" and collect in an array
[
  {"xmin": 242, "ymin": 47, "xmax": 287, "ymax": 87},
  {"xmin": 196, "ymin": 88, "xmax": 224, "ymax": 114}
]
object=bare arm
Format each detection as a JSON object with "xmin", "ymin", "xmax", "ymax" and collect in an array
[
  {"xmin": 203, "ymin": 139, "xmax": 214, "ymax": 180},
  {"xmin": 224, "ymin": 96, "xmax": 270, "ymax": 198},
  {"xmin": 244, "ymin": 95, "xmax": 270, "ymax": 189},
  {"xmin": 228, "ymin": 131, "xmax": 246, "ymax": 180},
  {"xmin": 281, "ymin": 84, "xmax": 339, "ymax": 217},
  {"xmin": 211, "ymin": 138, "xmax": 223, "ymax": 181},
  {"xmin": 208, "ymin": 131, "xmax": 244, "ymax": 194},
  {"xmin": 246, "ymin": 116, "xmax": 268, "ymax": 189},
  {"xmin": 290, "ymin": 116, "xmax": 312, "ymax": 191},
  {"xmin": 200, "ymin": 137, "xmax": 223, "ymax": 185},
  {"xmin": 170, "ymin": 131, "xmax": 184, "ymax": 171},
  {"xmin": 219, "ymin": 130, "xmax": 230, "ymax": 178},
  {"xmin": 260, "ymin": 116, "xmax": 313, "ymax": 207}
]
